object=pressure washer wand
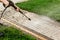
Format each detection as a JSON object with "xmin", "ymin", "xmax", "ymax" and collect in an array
[
  {"xmin": 19, "ymin": 10, "xmax": 31, "ymax": 21},
  {"xmin": 0, "ymin": 7, "xmax": 31, "ymax": 21},
  {"xmin": 0, "ymin": 6, "xmax": 8, "ymax": 19}
]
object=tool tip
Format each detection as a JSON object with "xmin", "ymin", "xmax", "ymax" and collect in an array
[{"xmin": 28, "ymin": 18, "xmax": 31, "ymax": 21}]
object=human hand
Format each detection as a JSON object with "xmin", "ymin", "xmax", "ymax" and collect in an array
[{"xmin": 1, "ymin": 0, "xmax": 9, "ymax": 7}]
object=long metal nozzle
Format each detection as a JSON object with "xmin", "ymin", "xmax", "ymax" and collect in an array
[{"xmin": 19, "ymin": 10, "xmax": 31, "ymax": 21}]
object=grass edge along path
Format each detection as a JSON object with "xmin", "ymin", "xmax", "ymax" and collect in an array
[
  {"xmin": 16, "ymin": 0, "xmax": 60, "ymax": 22},
  {"xmin": 0, "ymin": 21, "xmax": 36, "ymax": 40},
  {"xmin": 1, "ymin": 18, "xmax": 50, "ymax": 40}
]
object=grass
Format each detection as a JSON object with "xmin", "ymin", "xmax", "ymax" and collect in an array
[
  {"xmin": 0, "ymin": 24, "xmax": 36, "ymax": 40},
  {"xmin": 16, "ymin": 0, "xmax": 60, "ymax": 21}
]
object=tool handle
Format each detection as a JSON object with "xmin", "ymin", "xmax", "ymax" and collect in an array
[{"xmin": 0, "ymin": 7, "xmax": 8, "ymax": 19}]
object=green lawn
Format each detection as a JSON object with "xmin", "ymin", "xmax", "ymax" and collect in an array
[
  {"xmin": 16, "ymin": 0, "xmax": 60, "ymax": 21},
  {"xmin": 0, "ymin": 24, "xmax": 36, "ymax": 40}
]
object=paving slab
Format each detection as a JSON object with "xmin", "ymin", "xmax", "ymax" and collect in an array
[
  {"xmin": 0, "ymin": 7, "xmax": 60, "ymax": 40},
  {"xmin": 0, "ymin": 0, "xmax": 60, "ymax": 40}
]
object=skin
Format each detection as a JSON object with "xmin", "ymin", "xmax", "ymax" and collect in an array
[{"xmin": 0, "ymin": 0, "xmax": 20, "ymax": 11}]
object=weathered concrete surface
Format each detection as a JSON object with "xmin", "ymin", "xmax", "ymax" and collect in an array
[
  {"xmin": 0, "ymin": 7, "xmax": 60, "ymax": 40},
  {"xmin": 0, "ymin": 0, "xmax": 60, "ymax": 40}
]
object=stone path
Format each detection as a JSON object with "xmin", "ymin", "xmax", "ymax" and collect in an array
[{"xmin": 0, "ymin": 0, "xmax": 60, "ymax": 40}]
